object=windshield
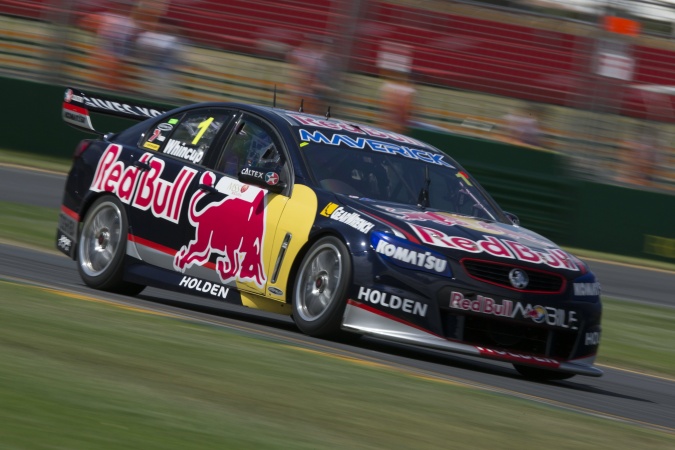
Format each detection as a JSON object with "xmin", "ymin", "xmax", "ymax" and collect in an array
[{"xmin": 300, "ymin": 143, "xmax": 504, "ymax": 221}]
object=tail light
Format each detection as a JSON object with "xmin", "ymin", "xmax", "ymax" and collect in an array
[{"xmin": 73, "ymin": 139, "xmax": 92, "ymax": 159}]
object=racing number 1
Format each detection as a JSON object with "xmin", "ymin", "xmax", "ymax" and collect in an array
[{"xmin": 192, "ymin": 117, "xmax": 214, "ymax": 145}]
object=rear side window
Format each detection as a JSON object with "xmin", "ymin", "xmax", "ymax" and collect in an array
[
  {"xmin": 139, "ymin": 109, "xmax": 232, "ymax": 165},
  {"xmin": 217, "ymin": 115, "xmax": 283, "ymax": 177}
]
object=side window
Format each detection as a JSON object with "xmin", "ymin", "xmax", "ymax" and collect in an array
[
  {"xmin": 139, "ymin": 109, "xmax": 231, "ymax": 166},
  {"xmin": 217, "ymin": 116, "xmax": 283, "ymax": 177}
]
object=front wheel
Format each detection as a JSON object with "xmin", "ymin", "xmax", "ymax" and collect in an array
[
  {"xmin": 77, "ymin": 196, "xmax": 144, "ymax": 296},
  {"xmin": 292, "ymin": 236, "xmax": 352, "ymax": 338},
  {"xmin": 513, "ymin": 364, "xmax": 575, "ymax": 381}
]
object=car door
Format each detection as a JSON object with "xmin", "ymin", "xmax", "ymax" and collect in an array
[
  {"xmin": 173, "ymin": 112, "xmax": 292, "ymax": 298},
  {"xmin": 127, "ymin": 107, "xmax": 236, "ymax": 269}
]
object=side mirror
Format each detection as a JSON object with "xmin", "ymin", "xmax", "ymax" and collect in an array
[
  {"xmin": 238, "ymin": 165, "xmax": 286, "ymax": 193},
  {"xmin": 504, "ymin": 211, "xmax": 520, "ymax": 226}
]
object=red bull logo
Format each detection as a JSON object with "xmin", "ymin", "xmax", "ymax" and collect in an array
[
  {"xmin": 377, "ymin": 205, "xmax": 554, "ymax": 248},
  {"xmin": 173, "ymin": 171, "xmax": 267, "ymax": 288},
  {"xmin": 90, "ymin": 144, "xmax": 197, "ymax": 223}
]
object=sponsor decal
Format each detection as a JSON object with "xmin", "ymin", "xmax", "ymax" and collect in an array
[
  {"xmin": 62, "ymin": 102, "xmax": 94, "ymax": 130},
  {"xmin": 241, "ymin": 167, "xmax": 264, "ymax": 179},
  {"xmin": 411, "ymin": 224, "xmax": 579, "ymax": 271},
  {"xmin": 147, "ymin": 128, "xmax": 163, "ymax": 143},
  {"xmin": 174, "ymin": 171, "xmax": 267, "ymax": 288},
  {"xmin": 164, "ymin": 139, "xmax": 205, "ymax": 164},
  {"xmin": 644, "ymin": 234, "xmax": 675, "ymax": 259},
  {"xmin": 377, "ymin": 206, "xmax": 553, "ymax": 248},
  {"xmin": 456, "ymin": 171, "xmax": 472, "ymax": 186},
  {"xmin": 57, "ymin": 211, "xmax": 77, "ymax": 237},
  {"xmin": 83, "ymin": 94, "xmax": 164, "ymax": 118},
  {"xmin": 449, "ymin": 292, "xmax": 513, "ymax": 317},
  {"xmin": 268, "ymin": 286, "xmax": 283, "ymax": 296},
  {"xmin": 585, "ymin": 331, "xmax": 601, "ymax": 346},
  {"xmin": 320, "ymin": 202, "xmax": 374, "ymax": 233},
  {"xmin": 168, "ymin": 118, "xmax": 179, "ymax": 125},
  {"xmin": 64, "ymin": 110, "xmax": 86, "ymax": 124},
  {"xmin": 508, "ymin": 268, "xmax": 529, "ymax": 289},
  {"xmin": 179, "ymin": 276, "xmax": 230, "ymax": 298},
  {"xmin": 573, "ymin": 282, "xmax": 601, "ymax": 296},
  {"xmin": 477, "ymin": 347, "xmax": 560, "ymax": 367},
  {"xmin": 91, "ymin": 144, "xmax": 197, "ymax": 223},
  {"xmin": 64, "ymin": 88, "xmax": 83, "ymax": 103},
  {"xmin": 357, "ymin": 287, "xmax": 428, "ymax": 317},
  {"xmin": 449, "ymin": 291, "xmax": 578, "ymax": 329},
  {"xmin": 371, "ymin": 231, "xmax": 451, "ymax": 276},
  {"xmin": 157, "ymin": 123, "xmax": 173, "ymax": 131},
  {"xmin": 288, "ymin": 113, "xmax": 430, "ymax": 148},
  {"xmin": 57, "ymin": 234, "xmax": 72, "ymax": 252},
  {"xmin": 265, "ymin": 172, "xmax": 279, "ymax": 186},
  {"xmin": 518, "ymin": 302, "xmax": 578, "ymax": 329},
  {"xmin": 220, "ymin": 179, "xmax": 250, "ymax": 197},
  {"xmin": 143, "ymin": 142, "xmax": 160, "ymax": 151},
  {"xmin": 298, "ymin": 129, "xmax": 453, "ymax": 167},
  {"xmin": 320, "ymin": 202, "xmax": 339, "ymax": 217}
]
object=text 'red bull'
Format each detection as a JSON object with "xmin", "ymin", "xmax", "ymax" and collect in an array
[{"xmin": 91, "ymin": 144, "xmax": 197, "ymax": 223}]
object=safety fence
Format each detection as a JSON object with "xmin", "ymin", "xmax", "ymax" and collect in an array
[{"xmin": 2, "ymin": 0, "xmax": 675, "ymax": 192}]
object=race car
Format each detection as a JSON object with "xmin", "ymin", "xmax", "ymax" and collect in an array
[{"xmin": 56, "ymin": 87, "xmax": 603, "ymax": 381}]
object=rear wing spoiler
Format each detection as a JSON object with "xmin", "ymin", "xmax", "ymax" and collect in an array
[{"xmin": 62, "ymin": 87, "xmax": 168, "ymax": 135}]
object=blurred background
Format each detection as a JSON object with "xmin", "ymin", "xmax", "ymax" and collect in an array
[{"xmin": 2, "ymin": 0, "xmax": 675, "ymax": 193}]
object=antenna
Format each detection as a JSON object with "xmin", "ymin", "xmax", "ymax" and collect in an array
[
  {"xmin": 325, "ymin": 106, "xmax": 331, "ymax": 119},
  {"xmin": 299, "ymin": 98, "xmax": 304, "ymax": 113},
  {"xmin": 273, "ymin": 85, "xmax": 277, "ymax": 108}
]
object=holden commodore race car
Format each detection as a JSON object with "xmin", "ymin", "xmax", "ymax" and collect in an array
[{"xmin": 56, "ymin": 87, "xmax": 603, "ymax": 381}]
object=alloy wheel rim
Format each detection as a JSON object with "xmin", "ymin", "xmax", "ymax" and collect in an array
[
  {"xmin": 79, "ymin": 202, "xmax": 122, "ymax": 277},
  {"xmin": 296, "ymin": 243, "xmax": 342, "ymax": 322}
]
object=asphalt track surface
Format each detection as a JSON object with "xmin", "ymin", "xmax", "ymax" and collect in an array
[{"xmin": 2, "ymin": 165, "xmax": 675, "ymax": 435}]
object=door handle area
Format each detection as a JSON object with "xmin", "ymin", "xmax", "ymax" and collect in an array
[
  {"xmin": 133, "ymin": 160, "xmax": 151, "ymax": 171},
  {"xmin": 198, "ymin": 183, "xmax": 219, "ymax": 194}
]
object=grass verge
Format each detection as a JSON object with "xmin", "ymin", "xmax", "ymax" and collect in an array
[
  {"xmin": 0, "ymin": 148, "xmax": 71, "ymax": 174},
  {"xmin": 0, "ymin": 201, "xmax": 60, "ymax": 251},
  {"xmin": 0, "ymin": 281, "xmax": 673, "ymax": 449},
  {"xmin": 600, "ymin": 298, "xmax": 675, "ymax": 377}
]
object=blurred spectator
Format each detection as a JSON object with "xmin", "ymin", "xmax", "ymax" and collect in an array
[
  {"xmin": 130, "ymin": 0, "xmax": 182, "ymax": 97},
  {"xmin": 286, "ymin": 35, "xmax": 334, "ymax": 115},
  {"xmin": 618, "ymin": 124, "xmax": 662, "ymax": 187},
  {"xmin": 81, "ymin": 2, "xmax": 137, "ymax": 88},
  {"xmin": 134, "ymin": 21, "xmax": 184, "ymax": 98},
  {"xmin": 377, "ymin": 42, "xmax": 416, "ymax": 134},
  {"xmin": 502, "ymin": 104, "xmax": 544, "ymax": 147},
  {"xmin": 131, "ymin": 0, "xmax": 169, "ymax": 31}
]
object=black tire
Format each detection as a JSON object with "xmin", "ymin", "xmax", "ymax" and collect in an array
[
  {"xmin": 292, "ymin": 236, "xmax": 352, "ymax": 338},
  {"xmin": 77, "ymin": 196, "xmax": 145, "ymax": 296},
  {"xmin": 513, "ymin": 364, "xmax": 575, "ymax": 381}
]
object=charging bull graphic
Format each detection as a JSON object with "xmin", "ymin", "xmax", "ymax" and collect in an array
[{"xmin": 174, "ymin": 171, "xmax": 267, "ymax": 288}]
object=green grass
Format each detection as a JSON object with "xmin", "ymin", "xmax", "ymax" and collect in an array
[
  {"xmin": 0, "ymin": 201, "xmax": 60, "ymax": 251},
  {"xmin": 0, "ymin": 148, "xmax": 71, "ymax": 173},
  {"xmin": 0, "ymin": 281, "xmax": 673, "ymax": 449},
  {"xmin": 600, "ymin": 298, "xmax": 675, "ymax": 377}
]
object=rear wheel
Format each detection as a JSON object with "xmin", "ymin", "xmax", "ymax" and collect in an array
[
  {"xmin": 513, "ymin": 364, "xmax": 575, "ymax": 381},
  {"xmin": 77, "ymin": 196, "xmax": 145, "ymax": 296},
  {"xmin": 292, "ymin": 236, "xmax": 352, "ymax": 338}
]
